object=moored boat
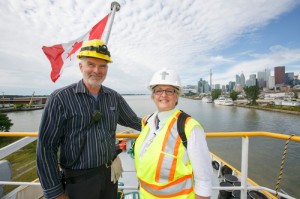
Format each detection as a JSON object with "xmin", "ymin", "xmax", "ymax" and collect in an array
[
  {"xmin": 214, "ymin": 96, "xmax": 234, "ymax": 106},
  {"xmin": 214, "ymin": 96, "xmax": 226, "ymax": 105},
  {"xmin": 202, "ymin": 96, "xmax": 213, "ymax": 103},
  {"xmin": 281, "ymin": 100, "xmax": 300, "ymax": 107}
]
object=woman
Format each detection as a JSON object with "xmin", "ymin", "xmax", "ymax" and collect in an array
[{"xmin": 134, "ymin": 68, "xmax": 213, "ymax": 199}]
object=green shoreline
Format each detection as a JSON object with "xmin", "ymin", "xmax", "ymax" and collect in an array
[{"xmin": 234, "ymin": 104, "xmax": 300, "ymax": 115}]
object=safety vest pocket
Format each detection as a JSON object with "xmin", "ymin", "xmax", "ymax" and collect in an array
[{"xmin": 157, "ymin": 151, "xmax": 178, "ymax": 183}]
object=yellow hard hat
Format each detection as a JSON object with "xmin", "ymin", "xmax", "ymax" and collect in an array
[{"xmin": 77, "ymin": 39, "xmax": 112, "ymax": 63}]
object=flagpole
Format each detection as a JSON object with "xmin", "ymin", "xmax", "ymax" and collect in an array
[{"xmin": 103, "ymin": 1, "xmax": 121, "ymax": 45}]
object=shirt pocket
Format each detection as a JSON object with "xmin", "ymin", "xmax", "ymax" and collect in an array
[{"xmin": 107, "ymin": 106, "xmax": 118, "ymax": 135}]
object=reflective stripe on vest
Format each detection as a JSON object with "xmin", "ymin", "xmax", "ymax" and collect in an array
[
  {"xmin": 141, "ymin": 115, "xmax": 149, "ymax": 127},
  {"xmin": 139, "ymin": 174, "xmax": 193, "ymax": 197},
  {"xmin": 156, "ymin": 111, "xmax": 181, "ymax": 183}
]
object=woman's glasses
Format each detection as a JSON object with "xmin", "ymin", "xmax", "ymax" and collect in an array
[{"xmin": 153, "ymin": 89, "xmax": 176, "ymax": 96}]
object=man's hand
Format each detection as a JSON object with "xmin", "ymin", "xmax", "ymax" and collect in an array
[
  {"xmin": 55, "ymin": 194, "xmax": 69, "ymax": 199},
  {"xmin": 196, "ymin": 195, "xmax": 210, "ymax": 199},
  {"xmin": 111, "ymin": 156, "xmax": 123, "ymax": 183}
]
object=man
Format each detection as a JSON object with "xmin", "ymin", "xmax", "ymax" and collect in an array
[{"xmin": 37, "ymin": 39, "xmax": 141, "ymax": 199}]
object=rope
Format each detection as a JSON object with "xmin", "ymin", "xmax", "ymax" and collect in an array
[{"xmin": 275, "ymin": 134, "xmax": 295, "ymax": 198}]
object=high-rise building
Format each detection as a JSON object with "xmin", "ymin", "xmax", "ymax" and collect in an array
[
  {"xmin": 274, "ymin": 66, "xmax": 285, "ymax": 85},
  {"xmin": 228, "ymin": 81, "xmax": 235, "ymax": 91},
  {"xmin": 292, "ymin": 75, "xmax": 300, "ymax": 86},
  {"xmin": 198, "ymin": 78, "xmax": 210, "ymax": 93},
  {"xmin": 257, "ymin": 71, "xmax": 266, "ymax": 88},
  {"xmin": 285, "ymin": 72, "xmax": 294, "ymax": 86},
  {"xmin": 246, "ymin": 74, "xmax": 256, "ymax": 86},
  {"xmin": 214, "ymin": 84, "xmax": 221, "ymax": 90},
  {"xmin": 222, "ymin": 85, "xmax": 226, "ymax": 92},
  {"xmin": 265, "ymin": 68, "xmax": 271, "ymax": 88},
  {"xmin": 240, "ymin": 73, "xmax": 245, "ymax": 87},
  {"xmin": 210, "ymin": 69, "xmax": 212, "ymax": 91},
  {"xmin": 268, "ymin": 76, "xmax": 275, "ymax": 89},
  {"xmin": 198, "ymin": 78, "xmax": 204, "ymax": 93},
  {"xmin": 236, "ymin": 74, "xmax": 241, "ymax": 85}
]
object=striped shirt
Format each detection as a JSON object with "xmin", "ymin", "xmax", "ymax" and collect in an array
[{"xmin": 36, "ymin": 80, "xmax": 141, "ymax": 198}]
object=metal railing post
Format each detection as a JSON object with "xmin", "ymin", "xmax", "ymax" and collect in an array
[{"xmin": 241, "ymin": 136, "xmax": 249, "ymax": 199}]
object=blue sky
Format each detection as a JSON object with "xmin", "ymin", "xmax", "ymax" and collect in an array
[
  {"xmin": 222, "ymin": 5, "xmax": 300, "ymax": 56},
  {"xmin": 0, "ymin": 0, "xmax": 300, "ymax": 95}
]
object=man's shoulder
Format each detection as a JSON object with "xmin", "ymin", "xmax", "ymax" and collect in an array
[
  {"xmin": 50, "ymin": 83, "xmax": 77, "ymax": 97},
  {"xmin": 102, "ymin": 85, "xmax": 121, "ymax": 96}
]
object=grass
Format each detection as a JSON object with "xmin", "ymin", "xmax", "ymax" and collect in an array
[
  {"xmin": 1, "ymin": 140, "xmax": 38, "ymax": 194},
  {"xmin": 0, "ymin": 137, "xmax": 20, "ymax": 148},
  {"xmin": 237, "ymin": 102, "xmax": 300, "ymax": 113},
  {"xmin": 263, "ymin": 104, "xmax": 300, "ymax": 112}
]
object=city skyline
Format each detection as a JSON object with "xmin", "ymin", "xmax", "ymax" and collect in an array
[
  {"xmin": 1, "ymin": 1, "xmax": 300, "ymax": 95},
  {"xmin": 193, "ymin": 65, "xmax": 299, "ymax": 94}
]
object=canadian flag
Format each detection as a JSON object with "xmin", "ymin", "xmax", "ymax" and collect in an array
[{"xmin": 42, "ymin": 14, "xmax": 109, "ymax": 82}]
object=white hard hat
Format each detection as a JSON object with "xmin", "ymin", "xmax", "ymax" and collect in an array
[{"xmin": 148, "ymin": 68, "xmax": 182, "ymax": 92}]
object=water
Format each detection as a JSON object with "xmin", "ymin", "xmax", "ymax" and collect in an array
[{"xmin": 5, "ymin": 95, "xmax": 300, "ymax": 198}]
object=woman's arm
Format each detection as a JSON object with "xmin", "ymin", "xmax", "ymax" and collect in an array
[{"xmin": 187, "ymin": 125, "xmax": 213, "ymax": 198}]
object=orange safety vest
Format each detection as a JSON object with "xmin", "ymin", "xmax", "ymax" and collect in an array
[{"xmin": 135, "ymin": 109, "xmax": 202, "ymax": 199}]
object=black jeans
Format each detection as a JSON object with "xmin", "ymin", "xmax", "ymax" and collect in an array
[{"xmin": 64, "ymin": 166, "xmax": 117, "ymax": 199}]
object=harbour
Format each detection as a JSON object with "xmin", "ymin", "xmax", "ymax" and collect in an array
[{"xmin": 2, "ymin": 95, "xmax": 300, "ymax": 198}]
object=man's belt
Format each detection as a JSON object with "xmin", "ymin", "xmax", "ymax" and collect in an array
[{"xmin": 63, "ymin": 162, "xmax": 112, "ymax": 184}]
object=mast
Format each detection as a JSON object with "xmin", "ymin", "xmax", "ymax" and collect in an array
[
  {"xmin": 28, "ymin": 91, "xmax": 35, "ymax": 107},
  {"xmin": 103, "ymin": 1, "xmax": 121, "ymax": 44}
]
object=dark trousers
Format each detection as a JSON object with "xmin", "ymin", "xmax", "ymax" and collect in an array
[{"xmin": 64, "ymin": 166, "xmax": 118, "ymax": 199}]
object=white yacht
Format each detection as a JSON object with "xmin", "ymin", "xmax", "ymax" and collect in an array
[
  {"xmin": 281, "ymin": 100, "xmax": 300, "ymax": 107},
  {"xmin": 202, "ymin": 96, "xmax": 213, "ymax": 103},
  {"xmin": 214, "ymin": 96, "xmax": 225, "ymax": 105},
  {"xmin": 214, "ymin": 96, "xmax": 233, "ymax": 106},
  {"xmin": 223, "ymin": 98, "xmax": 234, "ymax": 106}
]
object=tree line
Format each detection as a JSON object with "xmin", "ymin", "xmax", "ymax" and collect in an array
[{"xmin": 211, "ymin": 85, "xmax": 260, "ymax": 105}]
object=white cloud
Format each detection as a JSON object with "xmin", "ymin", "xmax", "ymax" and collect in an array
[
  {"xmin": 0, "ymin": 0, "xmax": 299, "ymax": 95},
  {"xmin": 212, "ymin": 46, "xmax": 300, "ymax": 85}
]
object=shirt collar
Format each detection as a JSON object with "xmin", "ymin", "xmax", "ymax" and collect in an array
[
  {"xmin": 157, "ymin": 108, "xmax": 176, "ymax": 127},
  {"xmin": 147, "ymin": 108, "xmax": 177, "ymax": 130}
]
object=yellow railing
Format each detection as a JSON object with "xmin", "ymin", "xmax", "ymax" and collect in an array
[
  {"xmin": 1, "ymin": 131, "xmax": 299, "ymax": 142},
  {"xmin": 1, "ymin": 131, "xmax": 299, "ymax": 199}
]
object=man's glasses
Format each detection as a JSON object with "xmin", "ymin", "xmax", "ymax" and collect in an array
[
  {"xmin": 91, "ymin": 110, "xmax": 103, "ymax": 124},
  {"xmin": 153, "ymin": 89, "xmax": 176, "ymax": 96}
]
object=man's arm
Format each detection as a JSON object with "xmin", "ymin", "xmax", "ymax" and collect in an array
[
  {"xmin": 117, "ymin": 95, "xmax": 141, "ymax": 131},
  {"xmin": 36, "ymin": 95, "xmax": 65, "ymax": 198}
]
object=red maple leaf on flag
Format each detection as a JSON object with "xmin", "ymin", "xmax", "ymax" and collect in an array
[{"xmin": 67, "ymin": 41, "xmax": 83, "ymax": 60}]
